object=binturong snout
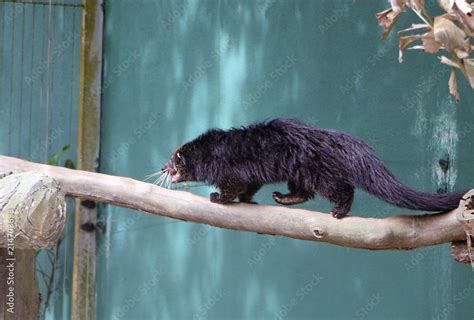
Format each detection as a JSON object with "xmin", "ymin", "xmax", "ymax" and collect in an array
[
  {"xmin": 161, "ymin": 160, "xmax": 176, "ymax": 174},
  {"xmin": 161, "ymin": 160, "xmax": 169, "ymax": 172},
  {"xmin": 161, "ymin": 159, "xmax": 182, "ymax": 182}
]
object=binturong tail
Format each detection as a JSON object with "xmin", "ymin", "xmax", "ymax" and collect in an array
[{"xmin": 355, "ymin": 158, "xmax": 467, "ymax": 212}]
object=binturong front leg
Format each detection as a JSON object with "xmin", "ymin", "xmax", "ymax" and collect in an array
[
  {"xmin": 210, "ymin": 181, "xmax": 247, "ymax": 204},
  {"xmin": 238, "ymin": 183, "xmax": 261, "ymax": 204}
]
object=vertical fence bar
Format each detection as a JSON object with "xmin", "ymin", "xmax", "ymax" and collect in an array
[
  {"xmin": 71, "ymin": 0, "xmax": 103, "ymax": 319},
  {"xmin": 1, "ymin": 249, "xmax": 40, "ymax": 320}
]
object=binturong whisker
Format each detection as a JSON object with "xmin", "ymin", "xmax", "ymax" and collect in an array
[
  {"xmin": 144, "ymin": 171, "xmax": 163, "ymax": 182},
  {"xmin": 156, "ymin": 172, "xmax": 168, "ymax": 185},
  {"xmin": 162, "ymin": 173, "xmax": 170, "ymax": 188},
  {"xmin": 158, "ymin": 173, "xmax": 167, "ymax": 187},
  {"xmin": 153, "ymin": 172, "xmax": 166, "ymax": 185}
]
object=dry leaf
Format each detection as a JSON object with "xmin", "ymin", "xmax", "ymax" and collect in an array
[
  {"xmin": 422, "ymin": 31, "xmax": 443, "ymax": 53},
  {"xmin": 464, "ymin": 39, "xmax": 472, "ymax": 52},
  {"xmin": 409, "ymin": 0, "xmax": 425, "ymax": 12},
  {"xmin": 439, "ymin": 55, "xmax": 462, "ymax": 68},
  {"xmin": 438, "ymin": 0, "xmax": 471, "ymax": 13},
  {"xmin": 454, "ymin": 48, "xmax": 469, "ymax": 58},
  {"xmin": 452, "ymin": 4, "xmax": 474, "ymax": 36},
  {"xmin": 376, "ymin": 8, "xmax": 403, "ymax": 39},
  {"xmin": 399, "ymin": 35, "xmax": 424, "ymax": 62},
  {"xmin": 398, "ymin": 23, "xmax": 430, "ymax": 34},
  {"xmin": 407, "ymin": 45, "xmax": 426, "ymax": 50},
  {"xmin": 439, "ymin": 0, "xmax": 455, "ymax": 12},
  {"xmin": 448, "ymin": 68, "xmax": 460, "ymax": 102},
  {"xmin": 439, "ymin": 1, "xmax": 474, "ymax": 35},
  {"xmin": 453, "ymin": 0, "xmax": 472, "ymax": 14},
  {"xmin": 462, "ymin": 58, "xmax": 474, "ymax": 88},
  {"xmin": 390, "ymin": 0, "xmax": 407, "ymax": 13},
  {"xmin": 434, "ymin": 16, "xmax": 466, "ymax": 51}
]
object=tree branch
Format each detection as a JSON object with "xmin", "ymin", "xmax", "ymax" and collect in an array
[{"xmin": 0, "ymin": 156, "xmax": 468, "ymax": 250}]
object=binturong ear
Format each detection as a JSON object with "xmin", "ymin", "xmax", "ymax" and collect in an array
[{"xmin": 177, "ymin": 152, "xmax": 186, "ymax": 166}]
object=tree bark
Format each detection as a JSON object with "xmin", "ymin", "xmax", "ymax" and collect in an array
[{"xmin": 0, "ymin": 155, "xmax": 469, "ymax": 250}]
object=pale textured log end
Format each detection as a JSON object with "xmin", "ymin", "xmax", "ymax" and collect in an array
[{"xmin": 0, "ymin": 172, "xmax": 67, "ymax": 249}]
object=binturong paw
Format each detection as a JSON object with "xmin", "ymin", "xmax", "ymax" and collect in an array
[
  {"xmin": 210, "ymin": 192, "xmax": 221, "ymax": 203},
  {"xmin": 272, "ymin": 192, "xmax": 285, "ymax": 204},
  {"xmin": 330, "ymin": 208, "xmax": 349, "ymax": 219}
]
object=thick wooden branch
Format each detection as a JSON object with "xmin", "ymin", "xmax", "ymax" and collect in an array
[{"xmin": 0, "ymin": 156, "xmax": 468, "ymax": 250}]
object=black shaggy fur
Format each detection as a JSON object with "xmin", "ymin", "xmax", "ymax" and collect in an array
[{"xmin": 163, "ymin": 118, "xmax": 466, "ymax": 218}]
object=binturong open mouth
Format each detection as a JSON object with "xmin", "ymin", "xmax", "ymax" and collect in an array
[
  {"xmin": 144, "ymin": 160, "xmax": 182, "ymax": 189},
  {"xmin": 161, "ymin": 160, "xmax": 183, "ymax": 183}
]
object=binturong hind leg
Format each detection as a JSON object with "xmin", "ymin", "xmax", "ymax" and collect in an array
[
  {"xmin": 272, "ymin": 181, "xmax": 312, "ymax": 205},
  {"xmin": 330, "ymin": 186, "xmax": 354, "ymax": 219}
]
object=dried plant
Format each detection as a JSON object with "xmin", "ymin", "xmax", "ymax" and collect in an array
[{"xmin": 376, "ymin": 0, "xmax": 474, "ymax": 102}]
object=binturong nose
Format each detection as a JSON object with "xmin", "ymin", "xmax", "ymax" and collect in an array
[
  {"xmin": 161, "ymin": 160, "xmax": 176, "ymax": 175},
  {"xmin": 161, "ymin": 160, "xmax": 170, "ymax": 172}
]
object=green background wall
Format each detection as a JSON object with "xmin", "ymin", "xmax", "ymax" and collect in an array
[{"xmin": 98, "ymin": 1, "xmax": 474, "ymax": 319}]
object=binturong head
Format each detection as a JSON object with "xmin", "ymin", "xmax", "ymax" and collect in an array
[{"xmin": 161, "ymin": 144, "xmax": 197, "ymax": 184}]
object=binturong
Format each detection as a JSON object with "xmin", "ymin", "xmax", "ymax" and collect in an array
[{"xmin": 161, "ymin": 118, "xmax": 467, "ymax": 218}]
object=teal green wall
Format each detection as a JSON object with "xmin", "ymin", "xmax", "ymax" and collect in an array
[
  {"xmin": 103, "ymin": 0, "xmax": 469, "ymax": 319},
  {"xmin": 0, "ymin": 1, "xmax": 82, "ymax": 319}
]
